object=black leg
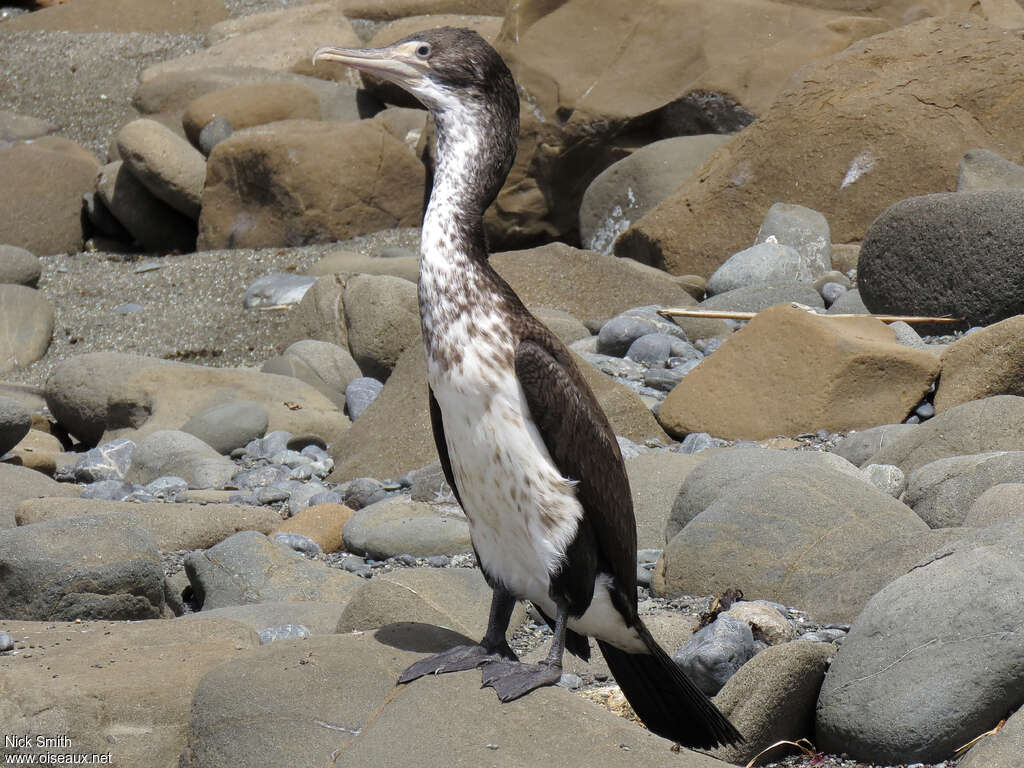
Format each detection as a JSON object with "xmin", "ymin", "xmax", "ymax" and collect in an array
[
  {"xmin": 479, "ymin": 601, "xmax": 568, "ymax": 701},
  {"xmin": 397, "ymin": 585, "xmax": 519, "ymax": 685}
]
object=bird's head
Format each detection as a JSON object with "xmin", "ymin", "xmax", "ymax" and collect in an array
[{"xmin": 314, "ymin": 27, "xmax": 517, "ymax": 118}]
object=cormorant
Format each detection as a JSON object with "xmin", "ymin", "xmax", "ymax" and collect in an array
[{"xmin": 313, "ymin": 27, "xmax": 742, "ymax": 749}]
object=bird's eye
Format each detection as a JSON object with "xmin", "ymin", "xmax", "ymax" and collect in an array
[{"xmin": 416, "ymin": 44, "xmax": 431, "ymax": 58}]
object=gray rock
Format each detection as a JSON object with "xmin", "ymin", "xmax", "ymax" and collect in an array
[
  {"xmin": 819, "ymin": 281, "xmax": 846, "ymax": 306},
  {"xmin": 341, "ymin": 477, "xmax": 387, "ymax": 510},
  {"xmin": 0, "ymin": 462, "xmax": 80, "ymax": 529},
  {"xmin": 673, "ymin": 615, "xmax": 756, "ymax": 696},
  {"xmin": 125, "ymin": 429, "xmax": 237, "ymax": 489},
  {"xmin": 862, "ymin": 463, "xmax": 906, "ymax": 497},
  {"xmin": 181, "ymin": 400, "xmax": 269, "ymax": 454},
  {"xmin": 832, "ymin": 423, "xmax": 918, "ymax": 467},
  {"xmin": 72, "ymin": 437, "xmax": 136, "ymax": 482},
  {"xmin": 0, "ymin": 284, "xmax": 54, "ymax": 376},
  {"xmin": 79, "ymin": 479, "xmax": 140, "ymax": 501},
  {"xmin": 859, "ymin": 191, "xmax": 1024, "ymax": 326},
  {"xmin": 342, "ymin": 496, "xmax": 472, "ymax": 559},
  {"xmin": 710, "ymin": 640, "xmax": 834, "ymax": 765},
  {"xmin": 530, "ymin": 306, "xmax": 591, "ymax": 345},
  {"xmin": 597, "ymin": 306, "xmax": 687, "ymax": 357},
  {"xmin": 904, "ymin": 451, "xmax": 1024, "ymax": 528},
  {"xmin": 345, "ymin": 377, "xmax": 383, "ymax": 421},
  {"xmin": 825, "ymin": 287, "xmax": 869, "ymax": 315},
  {"xmin": 244, "ymin": 429, "xmax": 292, "ymax": 460},
  {"xmin": 409, "ymin": 462, "xmax": 455, "ymax": 504},
  {"xmin": 964, "ymin": 482, "xmax": 1024, "ymax": 527},
  {"xmin": 707, "ymin": 241, "xmax": 812, "ymax": 296},
  {"xmin": 754, "ymin": 202, "xmax": 831, "ymax": 276},
  {"xmin": 889, "ymin": 320, "xmax": 926, "ymax": 349},
  {"xmin": 675, "ymin": 432, "xmax": 728, "ymax": 454},
  {"xmin": 115, "ymin": 118, "xmax": 206, "ymax": 219},
  {"xmin": 179, "ymin": 600, "xmax": 350, "ymax": 635},
  {"xmin": 185, "ymin": 530, "xmax": 361, "ymax": 610},
  {"xmin": 957, "ymin": 148, "xmax": 1024, "ymax": 192},
  {"xmin": 286, "ymin": 482, "xmax": 329, "ymax": 516},
  {"xmin": 83, "ymin": 190, "xmax": 131, "ymax": 239},
  {"xmin": 697, "ymin": 282, "xmax": 824, "ymax": 314},
  {"xmin": 666, "ymin": 447, "xmax": 867, "ymax": 541},
  {"xmin": 0, "ymin": 513, "xmax": 164, "ymax": 620},
  {"xmin": 242, "ymin": 273, "xmax": 316, "ymax": 310},
  {"xmin": 144, "ymin": 475, "xmax": 189, "ymax": 500},
  {"xmin": 0, "ymin": 244, "xmax": 42, "ymax": 287},
  {"xmin": 198, "ymin": 115, "xmax": 233, "ymax": 156},
  {"xmin": 0, "ymin": 396, "xmax": 31, "ymax": 455},
  {"xmin": 578, "ymin": 352, "xmax": 645, "ymax": 381},
  {"xmin": 0, "ymin": 630, "xmax": 13, "ymax": 652},
  {"xmin": 342, "ymin": 274, "xmax": 420, "ymax": 380},
  {"xmin": 625, "ymin": 451, "xmax": 703, "ymax": 549},
  {"xmin": 816, "ymin": 518, "xmax": 1024, "ymax": 764},
  {"xmin": 958, "ymin": 703, "xmax": 1024, "ymax": 768},
  {"xmin": 262, "ymin": 339, "xmax": 361, "ymax": 410},
  {"xmin": 643, "ymin": 361, "xmax": 699, "ymax": 391},
  {"xmin": 95, "ymin": 160, "xmax": 197, "ymax": 253},
  {"xmin": 625, "ymin": 333, "xmax": 701, "ymax": 366},
  {"xmin": 579, "ymin": 134, "xmax": 731, "ymax": 254},
  {"xmin": 273, "ymin": 532, "xmax": 322, "ymax": 555},
  {"xmin": 258, "ymin": 623, "xmax": 311, "ymax": 644}
]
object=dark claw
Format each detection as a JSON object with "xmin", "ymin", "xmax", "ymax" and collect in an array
[
  {"xmin": 479, "ymin": 659, "xmax": 563, "ymax": 702},
  {"xmin": 397, "ymin": 643, "xmax": 518, "ymax": 685}
]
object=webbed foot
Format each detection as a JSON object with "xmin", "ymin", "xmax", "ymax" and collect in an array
[
  {"xmin": 479, "ymin": 659, "xmax": 563, "ymax": 702},
  {"xmin": 397, "ymin": 642, "xmax": 518, "ymax": 685}
]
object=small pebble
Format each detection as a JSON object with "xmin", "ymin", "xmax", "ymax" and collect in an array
[
  {"xmin": 273, "ymin": 532, "xmax": 322, "ymax": 555},
  {"xmin": 258, "ymin": 624, "xmax": 311, "ymax": 644}
]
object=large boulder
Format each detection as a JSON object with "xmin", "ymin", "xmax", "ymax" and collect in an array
[
  {"xmin": 625, "ymin": 451, "xmax": 705, "ymax": 549},
  {"xmin": 485, "ymin": 0, "xmax": 883, "ymax": 247},
  {"xmin": 903, "ymin": 451, "xmax": 1024, "ymax": 528},
  {"xmin": 343, "ymin": 274, "xmax": 421, "ymax": 381},
  {"xmin": 0, "ymin": 141, "xmax": 98, "ymax": 255},
  {"xmin": 934, "ymin": 314, "xmax": 1024, "ymax": 410},
  {"xmin": 199, "ymin": 119, "xmax": 424, "ymax": 250},
  {"xmin": 816, "ymin": 519, "xmax": 1024, "ymax": 764},
  {"xmin": 0, "ymin": 285, "xmax": 54, "ymax": 376},
  {"xmin": 615, "ymin": 16, "xmax": 1024, "ymax": 276},
  {"xmin": 182, "ymin": 81, "xmax": 321, "ymax": 146},
  {"xmin": 657, "ymin": 304, "xmax": 939, "ymax": 440},
  {"xmin": 859, "ymin": 191, "xmax": 1024, "ymax": 326},
  {"xmin": 115, "ymin": 118, "xmax": 206, "ymax": 219},
  {"xmin": 0, "ymin": 0, "xmax": 227, "ymax": 33},
  {"xmin": 660, "ymin": 465, "xmax": 928, "ymax": 611},
  {"xmin": 0, "ymin": 463, "xmax": 81, "ymax": 530}
]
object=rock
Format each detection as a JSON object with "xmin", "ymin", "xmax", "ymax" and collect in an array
[
  {"xmin": 0, "ymin": 285, "xmax": 55, "ymax": 376},
  {"xmin": 0, "ymin": 396, "xmax": 31, "ymax": 456},
  {"xmin": 816, "ymin": 518, "xmax": 1024, "ymax": 763},
  {"xmin": 904, "ymin": 451, "xmax": 1024, "ymax": 528},
  {"xmin": 115, "ymin": 118, "xmax": 206, "ymax": 219},
  {"xmin": 0, "ymin": 618, "xmax": 257, "ymax": 767},
  {"xmin": 185, "ymin": 530, "xmax": 361, "ymax": 610},
  {"xmin": 181, "ymin": 400, "xmax": 269, "ymax": 455},
  {"xmin": 0, "ymin": 110, "xmax": 57, "ymax": 143},
  {"xmin": 274, "ymin": 532, "xmax": 321, "ymax": 555},
  {"xmin": 958, "ymin": 148, "xmax": 1024, "ymax": 192},
  {"xmin": 723, "ymin": 601, "xmax": 795, "ymax": 646},
  {"xmin": 197, "ymin": 115, "xmax": 232, "ymax": 155},
  {"xmin": 625, "ymin": 451, "xmax": 705, "ymax": 549},
  {"xmin": 754, "ymin": 202, "xmax": 832, "ymax": 275},
  {"xmin": 329, "ymin": 344, "xmax": 668, "ymax": 481},
  {"xmin": 964, "ymin": 483, "xmax": 1024, "ymax": 527},
  {"xmin": 935, "ymin": 315, "xmax": 1024, "ymax": 410},
  {"xmin": 615, "ymin": 17, "xmax": 1024, "ymax": 276},
  {"xmin": 959, "ymin": 703, "xmax": 1024, "ymax": 768},
  {"xmin": 242, "ymin": 273, "xmax": 316, "ymax": 309},
  {"xmin": 141, "ymin": 3, "xmax": 360, "ymax": 84},
  {"xmin": 661, "ymin": 465, "xmax": 928, "ymax": 610},
  {"xmin": 833, "ymin": 424, "xmax": 917, "ymax": 467},
  {"xmin": 44, "ymin": 352, "xmax": 173, "ymax": 445},
  {"xmin": 866, "ymin": 395, "xmax": 1024, "ymax": 474},
  {"xmin": 0, "ymin": 463, "xmax": 81, "ymax": 530},
  {"xmin": 125, "ymin": 430, "xmax": 237, "ymax": 489},
  {"xmin": 862, "ymin": 463, "xmax": 906, "ymax": 498},
  {"xmin": 598, "ymin": 306, "xmax": 689, "ymax": 358},
  {"xmin": 102, "ymin": 362, "xmax": 349, "ymax": 448},
  {"xmin": 0, "ymin": 141, "xmax": 98, "ymax": 255},
  {"xmin": 262, "ymin": 339, "xmax": 362, "ymax": 410},
  {"xmin": 198, "ymin": 120, "xmax": 424, "ymax": 250},
  {"xmin": 825, "ymin": 287, "xmax": 869, "ymax": 315},
  {"xmin": 666, "ymin": 447, "xmax": 868, "ymax": 540},
  {"xmin": 343, "ymin": 274, "xmax": 421, "ymax": 381},
  {"xmin": 0, "ymin": 0, "xmax": 226, "ymax": 33},
  {"xmin": 278, "ymin": 274, "xmax": 349, "ymax": 349},
  {"xmin": 307, "ymin": 249, "xmax": 419, "ymax": 282},
  {"xmin": 830, "ymin": 243, "xmax": 860, "ymax": 274},
  {"xmin": 275, "ymin": 502, "xmax": 353, "ymax": 553},
  {"xmin": 673, "ymin": 615, "xmax": 755, "ymax": 696},
  {"xmin": 336, "ymin": 567, "xmax": 526, "ymax": 638},
  {"xmin": 182, "ymin": 81, "xmax": 321, "ymax": 146},
  {"xmin": 709, "ymin": 640, "xmax": 834, "ymax": 766},
  {"xmin": 95, "ymin": 160, "xmax": 197, "ymax": 253},
  {"xmin": 16, "ymin": 497, "xmax": 280, "ymax": 551},
  {"xmin": 657, "ymin": 304, "xmax": 939, "ymax": 440},
  {"xmin": 3, "ymin": 428, "xmax": 62, "ymax": 475},
  {"xmin": 579, "ymin": 134, "xmax": 732, "ymax": 254},
  {"xmin": 342, "ymin": 496, "xmax": 471, "ymax": 559},
  {"xmin": 71, "ymin": 438, "xmax": 135, "ymax": 482},
  {"xmin": 860, "ymin": 191, "xmax": 1024, "ymax": 326},
  {"xmin": 0, "ymin": 245, "xmax": 42, "ymax": 287},
  {"xmin": 491, "ymin": 243, "xmax": 697, "ymax": 333},
  {"xmin": 345, "ymin": 377, "xmax": 384, "ymax": 421},
  {"xmin": 697, "ymin": 283, "xmax": 824, "ymax": 314},
  {"xmin": 0, "ymin": 513, "xmax": 164, "ymax": 620},
  {"xmin": 530, "ymin": 307, "xmax": 590, "ymax": 346},
  {"xmin": 257, "ymin": 623, "xmax": 311, "ymax": 643},
  {"xmin": 706, "ymin": 242, "xmax": 817, "ymax": 296},
  {"xmin": 179, "ymin": 601, "xmax": 349, "ymax": 635}
]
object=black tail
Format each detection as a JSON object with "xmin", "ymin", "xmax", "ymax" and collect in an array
[{"xmin": 597, "ymin": 621, "xmax": 743, "ymax": 749}]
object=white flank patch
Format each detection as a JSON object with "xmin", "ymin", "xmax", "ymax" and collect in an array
[{"xmin": 842, "ymin": 150, "xmax": 877, "ymax": 189}]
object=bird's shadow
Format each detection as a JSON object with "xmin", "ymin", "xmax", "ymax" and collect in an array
[{"xmin": 372, "ymin": 621, "xmax": 476, "ymax": 653}]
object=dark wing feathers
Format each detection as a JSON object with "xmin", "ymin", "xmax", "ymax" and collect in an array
[{"xmin": 514, "ymin": 337, "xmax": 639, "ymax": 616}]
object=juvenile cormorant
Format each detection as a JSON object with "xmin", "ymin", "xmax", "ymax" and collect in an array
[{"xmin": 313, "ymin": 27, "xmax": 742, "ymax": 749}]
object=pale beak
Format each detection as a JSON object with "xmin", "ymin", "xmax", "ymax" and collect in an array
[{"xmin": 312, "ymin": 44, "xmax": 420, "ymax": 84}]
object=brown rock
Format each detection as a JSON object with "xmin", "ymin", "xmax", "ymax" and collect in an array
[
  {"xmin": 198, "ymin": 120, "xmax": 425, "ymax": 250},
  {"xmin": 1, "ymin": 0, "xmax": 227, "ymax": 33},
  {"xmin": 307, "ymin": 249, "xmax": 420, "ymax": 282},
  {"xmin": 95, "ymin": 161, "xmax": 198, "ymax": 253},
  {"xmin": 0, "ymin": 463, "xmax": 80, "ymax": 530},
  {"xmin": 115, "ymin": 118, "xmax": 207, "ymax": 219},
  {"xmin": 0, "ymin": 285, "xmax": 54, "ymax": 376},
  {"xmin": 182, "ymin": 82, "xmax": 321, "ymax": 146},
  {"xmin": 530, "ymin": 307, "xmax": 590, "ymax": 345},
  {"xmin": 336, "ymin": 0, "xmax": 507, "ymax": 19},
  {"xmin": 830, "ymin": 243, "xmax": 860, "ymax": 274},
  {"xmin": 278, "ymin": 274, "xmax": 349, "ymax": 350},
  {"xmin": 657, "ymin": 304, "xmax": 940, "ymax": 440},
  {"xmin": 275, "ymin": 502, "xmax": 353, "ymax": 553},
  {"xmin": 0, "ymin": 110, "xmax": 57, "ymax": 144},
  {"xmin": 934, "ymin": 315, "xmax": 1024, "ymax": 411},
  {"xmin": 343, "ymin": 274, "xmax": 421, "ymax": 381},
  {"xmin": 0, "ymin": 618, "xmax": 258, "ymax": 766},
  {"xmin": 616, "ymin": 16, "xmax": 1024, "ymax": 275},
  {"xmin": 0, "ymin": 142, "xmax": 98, "ymax": 255},
  {"xmin": 16, "ymin": 498, "xmax": 281, "ymax": 551},
  {"xmin": 491, "ymin": 242, "xmax": 697, "ymax": 332},
  {"xmin": 329, "ymin": 343, "xmax": 668, "ymax": 482},
  {"xmin": 4, "ymin": 429, "xmax": 62, "ymax": 476}
]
